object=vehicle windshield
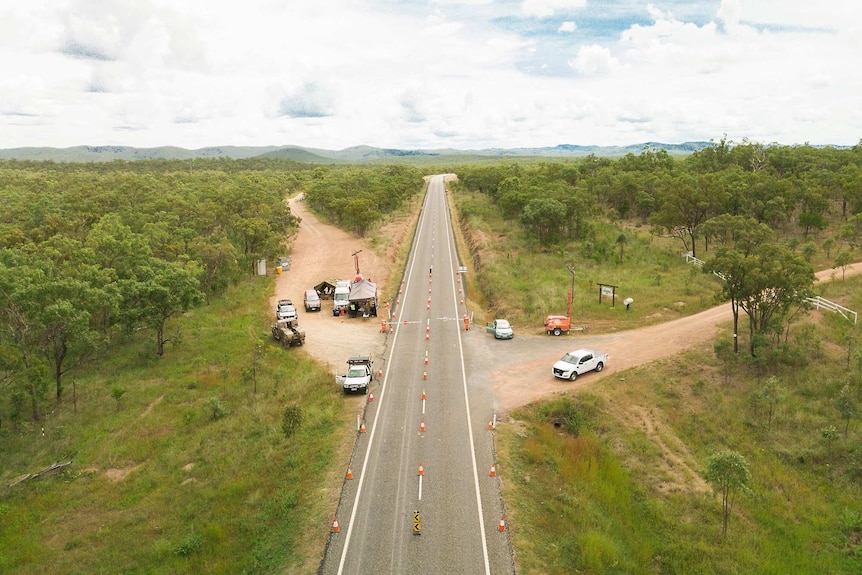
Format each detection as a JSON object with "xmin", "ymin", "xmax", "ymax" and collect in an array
[
  {"xmin": 306, "ymin": 293, "xmax": 319, "ymax": 301},
  {"xmin": 334, "ymin": 293, "xmax": 348, "ymax": 302},
  {"xmin": 560, "ymin": 353, "xmax": 580, "ymax": 364},
  {"xmin": 496, "ymin": 320, "xmax": 510, "ymax": 329},
  {"xmin": 347, "ymin": 368, "xmax": 366, "ymax": 378}
]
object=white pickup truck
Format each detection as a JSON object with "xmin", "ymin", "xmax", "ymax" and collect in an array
[
  {"xmin": 552, "ymin": 348, "xmax": 608, "ymax": 381},
  {"xmin": 336, "ymin": 356, "xmax": 373, "ymax": 394}
]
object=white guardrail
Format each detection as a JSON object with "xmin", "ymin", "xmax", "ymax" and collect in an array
[
  {"xmin": 683, "ymin": 251, "xmax": 726, "ymax": 281},
  {"xmin": 805, "ymin": 296, "xmax": 858, "ymax": 325}
]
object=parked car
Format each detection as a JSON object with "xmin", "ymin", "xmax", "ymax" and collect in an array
[
  {"xmin": 276, "ymin": 299, "xmax": 298, "ymax": 323},
  {"xmin": 485, "ymin": 319, "xmax": 514, "ymax": 339},
  {"xmin": 304, "ymin": 289, "xmax": 321, "ymax": 312},
  {"xmin": 552, "ymin": 348, "xmax": 608, "ymax": 381}
]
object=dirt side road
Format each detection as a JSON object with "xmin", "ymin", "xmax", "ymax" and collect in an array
[
  {"xmin": 275, "ymin": 191, "xmax": 862, "ymax": 410},
  {"xmin": 270, "ymin": 195, "xmax": 393, "ymax": 377}
]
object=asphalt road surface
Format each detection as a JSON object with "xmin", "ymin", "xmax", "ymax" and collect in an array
[{"xmin": 320, "ymin": 176, "xmax": 515, "ymax": 574}]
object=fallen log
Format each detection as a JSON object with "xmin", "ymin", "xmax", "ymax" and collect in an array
[{"xmin": 8, "ymin": 459, "xmax": 73, "ymax": 488}]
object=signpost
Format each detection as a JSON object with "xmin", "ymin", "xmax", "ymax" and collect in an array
[{"xmin": 597, "ymin": 283, "xmax": 619, "ymax": 307}]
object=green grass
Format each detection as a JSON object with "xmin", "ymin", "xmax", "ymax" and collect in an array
[
  {"xmin": 498, "ymin": 276, "xmax": 862, "ymax": 574},
  {"xmin": 0, "ymin": 276, "xmax": 350, "ymax": 575},
  {"xmin": 454, "ymin": 189, "xmax": 720, "ymax": 330}
]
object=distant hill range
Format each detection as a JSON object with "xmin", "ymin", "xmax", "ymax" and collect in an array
[{"xmin": 0, "ymin": 142, "xmax": 716, "ymax": 163}]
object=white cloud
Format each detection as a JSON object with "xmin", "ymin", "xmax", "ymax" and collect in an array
[
  {"xmin": 737, "ymin": 0, "xmax": 858, "ymax": 29},
  {"xmin": 716, "ymin": 0, "xmax": 742, "ymax": 30},
  {"xmin": 522, "ymin": 0, "xmax": 587, "ymax": 19},
  {"xmin": 570, "ymin": 44, "xmax": 617, "ymax": 75},
  {"xmin": 1, "ymin": 0, "xmax": 860, "ymax": 149}
]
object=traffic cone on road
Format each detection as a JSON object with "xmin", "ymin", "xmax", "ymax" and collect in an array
[
  {"xmin": 417, "ymin": 462, "xmax": 424, "ymax": 476},
  {"xmin": 332, "ymin": 516, "xmax": 340, "ymax": 533},
  {"xmin": 420, "ymin": 420, "xmax": 426, "ymax": 432},
  {"xmin": 360, "ymin": 421, "xmax": 367, "ymax": 433},
  {"xmin": 346, "ymin": 466, "xmax": 353, "ymax": 480},
  {"xmin": 421, "ymin": 390, "xmax": 426, "ymax": 400},
  {"xmin": 498, "ymin": 515, "xmax": 506, "ymax": 532},
  {"xmin": 423, "ymin": 371, "xmax": 427, "ymax": 380},
  {"xmin": 368, "ymin": 391, "xmax": 374, "ymax": 402},
  {"xmin": 488, "ymin": 419, "xmax": 494, "ymax": 431},
  {"xmin": 490, "ymin": 463, "xmax": 497, "ymax": 477}
]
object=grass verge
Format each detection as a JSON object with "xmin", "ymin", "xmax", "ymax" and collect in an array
[{"xmin": 0, "ymin": 276, "xmax": 349, "ymax": 575}]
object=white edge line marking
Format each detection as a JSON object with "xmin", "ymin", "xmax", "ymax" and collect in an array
[{"xmin": 443, "ymin": 178, "xmax": 492, "ymax": 574}]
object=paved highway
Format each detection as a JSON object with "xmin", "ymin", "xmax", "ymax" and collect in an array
[{"xmin": 320, "ymin": 176, "xmax": 515, "ymax": 574}]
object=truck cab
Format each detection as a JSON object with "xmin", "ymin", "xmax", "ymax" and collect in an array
[
  {"xmin": 339, "ymin": 356, "xmax": 373, "ymax": 394},
  {"xmin": 332, "ymin": 280, "xmax": 351, "ymax": 316}
]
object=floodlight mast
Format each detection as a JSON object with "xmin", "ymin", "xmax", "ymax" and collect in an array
[
  {"xmin": 352, "ymin": 250, "xmax": 363, "ymax": 275},
  {"xmin": 565, "ymin": 264, "xmax": 576, "ymax": 320}
]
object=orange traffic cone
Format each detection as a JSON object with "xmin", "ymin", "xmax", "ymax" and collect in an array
[
  {"xmin": 488, "ymin": 419, "xmax": 494, "ymax": 431},
  {"xmin": 368, "ymin": 392, "xmax": 374, "ymax": 402},
  {"xmin": 498, "ymin": 515, "xmax": 506, "ymax": 532},
  {"xmin": 417, "ymin": 462, "xmax": 424, "ymax": 476},
  {"xmin": 360, "ymin": 421, "xmax": 367, "ymax": 433},
  {"xmin": 420, "ymin": 420, "xmax": 426, "ymax": 432},
  {"xmin": 423, "ymin": 371, "xmax": 427, "ymax": 380},
  {"xmin": 346, "ymin": 466, "xmax": 354, "ymax": 480},
  {"xmin": 332, "ymin": 516, "xmax": 340, "ymax": 533},
  {"xmin": 378, "ymin": 368, "xmax": 383, "ymax": 378},
  {"xmin": 490, "ymin": 463, "xmax": 497, "ymax": 477},
  {"xmin": 421, "ymin": 390, "xmax": 426, "ymax": 400}
]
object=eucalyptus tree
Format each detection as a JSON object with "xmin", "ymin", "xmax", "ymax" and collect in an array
[
  {"xmin": 649, "ymin": 171, "xmax": 718, "ymax": 258},
  {"xmin": 702, "ymin": 215, "xmax": 775, "ymax": 353},
  {"xmin": 120, "ymin": 256, "xmax": 204, "ymax": 357},
  {"xmin": 704, "ymin": 450, "xmax": 751, "ymax": 537}
]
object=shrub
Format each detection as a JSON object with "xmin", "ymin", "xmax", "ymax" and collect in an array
[
  {"xmin": 282, "ymin": 404, "xmax": 303, "ymax": 438},
  {"xmin": 205, "ymin": 396, "xmax": 227, "ymax": 420}
]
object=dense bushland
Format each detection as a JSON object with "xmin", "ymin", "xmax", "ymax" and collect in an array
[
  {"xmin": 0, "ymin": 158, "xmax": 424, "ymax": 574},
  {"xmin": 449, "ymin": 140, "xmax": 862, "ymax": 355}
]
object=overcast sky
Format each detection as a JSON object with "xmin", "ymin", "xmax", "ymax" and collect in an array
[{"xmin": 1, "ymin": 0, "xmax": 859, "ymax": 150}]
